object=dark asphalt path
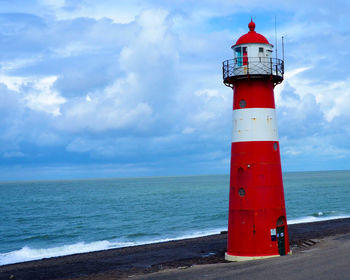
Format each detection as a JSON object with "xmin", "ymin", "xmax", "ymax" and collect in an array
[{"xmin": 135, "ymin": 234, "xmax": 350, "ymax": 280}]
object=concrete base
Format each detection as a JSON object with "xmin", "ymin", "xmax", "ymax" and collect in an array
[{"xmin": 225, "ymin": 252, "xmax": 280, "ymax": 262}]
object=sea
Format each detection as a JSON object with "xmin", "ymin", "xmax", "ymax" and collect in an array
[{"xmin": 1, "ymin": 170, "xmax": 350, "ymax": 266}]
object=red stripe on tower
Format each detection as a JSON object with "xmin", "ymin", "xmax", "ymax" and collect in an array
[{"xmin": 222, "ymin": 19, "xmax": 290, "ymax": 261}]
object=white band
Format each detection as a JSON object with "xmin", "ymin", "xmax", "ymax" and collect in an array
[{"xmin": 232, "ymin": 108, "xmax": 279, "ymax": 142}]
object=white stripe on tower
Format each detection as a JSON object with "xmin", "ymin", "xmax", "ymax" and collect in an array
[{"xmin": 232, "ymin": 108, "xmax": 278, "ymax": 142}]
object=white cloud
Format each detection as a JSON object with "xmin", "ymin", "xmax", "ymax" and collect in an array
[
  {"xmin": 277, "ymin": 66, "xmax": 350, "ymax": 122},
  {"xmin": 52, "ymin": 42, "xmax": 97, "ymax": 58},
  {"xmin": 283, "ymin": 147, "xmax": 301, "ymax": 156},
  {"xmin": 40, "ymin": 0, "xmax": 65, "ymax": 9},
  {"xmin": 58, "ymin": 73, "xmax": 153, "ymax": 132},
  {"xmin": 195, "ymin": 88, "xmax": 224, "ymax": 99},
  {"xmin": 275, "ymin": 67, "xmax": 310, "ymax": 106},
  {"xmin": 0, "ymin": 75, "xmax": 66, "ymax": 116},
  {"xmin": 50, "ymin": 0, "xmax": 144, "ymax": 24},
  {"xmin": 281, "ymin": 135, "xmax": 350, "ymax": 159},
  {"xmin": 0, "ymin": 76, "xmax": 31, "ymax": 92},
  {"xmin": 66, "ymin": 138, "xmax": 118, "ymax": 157},
  {"xmin": 182, "ymin": 127, "xmax": 195, "ymax": 134},
  {"xmin": 137, "ymin": 9, "xmax": 169, "ymax": 43},
  {"xmin": 24, "ymin": 76, "xmax": 66, "ymax": 116},
  {"xmin": 0, "ymin": 57, "xmax": 41, "ymax": 72}
]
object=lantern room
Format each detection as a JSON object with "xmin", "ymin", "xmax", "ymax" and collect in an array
[{"xmin": 223, "ymin": 20, "xmax": 284, "ymax": 86}]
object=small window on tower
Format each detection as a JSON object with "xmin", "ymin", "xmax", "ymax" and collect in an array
[
  {"xmin": 239, "ymin": 99, "xmax": 246, "ymax": 108},
  {"xmin": 259, "ymin": 47, "xmax": 264, "ymax": 53},
  {"xmin": 238, "ymin": 188, "xmax": 246, "ymax": 197}
]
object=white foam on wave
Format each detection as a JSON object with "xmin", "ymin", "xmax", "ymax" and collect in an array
[
  {"xmin": 288, "ymin": 214, "xmax": 350, "ymax": 224},
  {"xmin": 0, "ymin": 228, "xmax": 226, "ymax": 266},
  {"xmin": 0, "ymin": 240, "xmax": 124, "ymax": 266}
]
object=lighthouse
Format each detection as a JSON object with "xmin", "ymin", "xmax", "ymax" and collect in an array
[{"xmin": 223, "ymin": 20, "xmax": 290, "ymax": 261}]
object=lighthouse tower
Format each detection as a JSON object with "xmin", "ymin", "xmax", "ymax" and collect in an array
[{"xmin": 223, "ymin": 20, "xmax": 290, "ymax": 261}]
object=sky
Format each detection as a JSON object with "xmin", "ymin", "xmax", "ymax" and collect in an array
[{"xmin": 1, "ymin": 0, "xmax": 350, "ymax": 181}]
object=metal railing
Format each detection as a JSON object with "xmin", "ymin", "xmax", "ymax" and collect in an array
[{"xmin": 222, "ymin": 57, "xmax": 284, "ymax": 84}]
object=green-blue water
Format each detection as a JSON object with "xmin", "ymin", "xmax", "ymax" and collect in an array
[{"xmin": 1, "ymin": 171, "xmax": 350, "ymax": 265}]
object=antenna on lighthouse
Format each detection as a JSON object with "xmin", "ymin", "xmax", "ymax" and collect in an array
[
  {"xmin": 282, "ymin": 36, "xmax": 285, "ymax": 62},
  {"xmin": 274, "ymin": 16, "xmax": 278, "ymax": 61}
]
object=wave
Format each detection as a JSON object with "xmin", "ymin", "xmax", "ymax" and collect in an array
[
  {"xmin": 288, "ymin": 214, "xmax": 350, "ymax": 224},
  {"xmin": 0, "ymin": 228, "xmax": 225, "ymax": 266},
  {"xmin": 0, "ymin": 240, "xmax": 119, "ymax": 266},
  {"xmin": 2, "ymin": 213, "xmax": 350, "ymax": 266}
]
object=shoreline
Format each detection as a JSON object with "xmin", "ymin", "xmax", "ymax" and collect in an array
[
  {"xmin": 1, "ymin": 217, "xmax": 350, "ymax": 280},
  {"xmin": 2, "ymin": 215, "xmax": 350, "ymax": 267}
]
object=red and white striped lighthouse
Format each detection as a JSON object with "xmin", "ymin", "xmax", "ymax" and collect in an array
[{"xmin": 223, "ymin": 20, "xmax": 290, "ymax": 261}]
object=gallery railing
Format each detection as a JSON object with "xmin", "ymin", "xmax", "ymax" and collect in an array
[{"xmin": 223, "ymin": 57, "xmax": 284, "ymax": 85}]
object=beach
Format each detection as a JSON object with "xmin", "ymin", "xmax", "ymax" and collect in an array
[{"xmin": 1, "ymin": 218, "xmax": 350, "ymax": 280}]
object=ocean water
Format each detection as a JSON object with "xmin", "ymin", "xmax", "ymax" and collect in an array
[{"xmin": 0, "ymin": 171, "xmax": 350, "ymax": 265}]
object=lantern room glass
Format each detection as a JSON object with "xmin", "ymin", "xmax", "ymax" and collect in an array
[
  {"xmin": 235, "ymin": 47, "xmax": 242, "ymax": 66},
  {"xmin": 235, "ymin": 46, "xmax": 248, "ymax": 66}
]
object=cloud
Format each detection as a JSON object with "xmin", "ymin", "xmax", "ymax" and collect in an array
[
  {"xmin": 57, "ymin": 73, "xmax": 153, "ymax": 132},
  {"xmin": 2, "ymin": 1, "xmax": 350, "ymax": 179},
  {"xmin": 182, "ymin": 127, "xmax": 195, "ymax": 134},
  {"xmin": 281, "ymin": 135, "xmax": 350, "ymax": 161},
  {"xmin": 277, "ymin": 67, "xmax": 350, "ymax": 122},
  {"xmin": 45, "ymin": 0, "xmax": 145, "ymax": 24},
  {"xmin": 24, "ymin": 76, "xmax": 66, "ymax": 116},
  {"xmin": 0, "ymin": 74, "xmax": 66, "ymax": 116}
]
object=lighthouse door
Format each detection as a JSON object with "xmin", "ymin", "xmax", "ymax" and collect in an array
[{"xmin": 277, "ymin": 226, "xmax": 286, "ymax": 256}]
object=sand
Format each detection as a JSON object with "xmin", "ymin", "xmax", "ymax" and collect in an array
[{"xmin": 1, "ymin": 218, "xmax": 350, "ymax": 280}]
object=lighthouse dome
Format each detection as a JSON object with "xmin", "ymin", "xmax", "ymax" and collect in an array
[
  {"xmin": 234, "ymin": 20, "xmax": 270, "ymax": 46},
  {"xmin": 223, "ymin": 19, "xmax": 284, "ymax": 87}
]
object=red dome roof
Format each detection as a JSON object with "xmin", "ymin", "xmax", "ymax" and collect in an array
[{"xmin": 233, "ymin": 20, "xmax": 270, "ymax": 46}]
